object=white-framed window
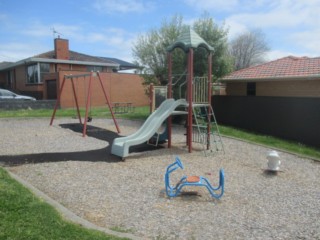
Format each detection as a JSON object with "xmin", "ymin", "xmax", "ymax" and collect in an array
[
  {"xmin": 26, "ymin": 63, "xmax": 50, "ymax": 84},
  {"xmin": 87, "ymin": 66, "xmax": 103, "ymax": 72}
]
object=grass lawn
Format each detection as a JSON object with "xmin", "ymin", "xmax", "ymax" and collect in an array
[
  {"xmin": 218, "ymin": 125, "xmax": 320, "ymax": 160},
  {"xmin": 0, "ymin": 106, "xmax": 150, "ymax": 120},
  {"xmin": 0, "ymin": 168, "xmax": 128, "ymax": 240}
]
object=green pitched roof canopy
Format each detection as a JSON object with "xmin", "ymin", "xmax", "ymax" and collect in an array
[{"xmin": 167, "ymin": 27, "xmax": 214, "ymax": 53}]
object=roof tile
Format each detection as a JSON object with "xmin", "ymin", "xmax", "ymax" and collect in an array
[
  {"xmin": 222, "ymin": 56, "xmax": 320, "ymax": 81},
  {"xmin": 34, "ymin": 50, "xmax": 116, "ymax": 64}
]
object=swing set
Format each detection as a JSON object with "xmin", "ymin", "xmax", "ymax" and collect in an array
[{"xmin": 50, "ymin": 71, "xmax": 120, "ymax": 137}]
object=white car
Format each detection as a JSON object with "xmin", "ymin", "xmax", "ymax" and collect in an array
[{"xmin": 0, "ymin": 88, "xmax": 36, "ymax": 101}]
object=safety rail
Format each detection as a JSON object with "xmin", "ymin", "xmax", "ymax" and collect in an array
[{"xmin": 193, "ymin": 77, "xmax": 209, "ymax": 104}]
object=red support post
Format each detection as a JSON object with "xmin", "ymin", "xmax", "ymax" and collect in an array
[
  {"xmin": 97, "ymin": 72, "xmax": 120, "ymax": 133},
  {"xmin": 207, "ymin": 52, "xmax": 213, "ymax": 150},
  {"xmin": 167, "ymin": 53, "xmax": 172, "ymax": 148},
  {"xmin": 168, "ymin": 53, "xmax": 172, "ymax": 99},
  {"xmin": 50, "ymin": 75, "xmax": 66, "ymax": 126},
  {"xmin": 149, "ymin": 83, "xmax": 154, "ymax": 114},
  {"xmin": 187, "ymin": 49, "xmax": 194, "ymax": 153}
]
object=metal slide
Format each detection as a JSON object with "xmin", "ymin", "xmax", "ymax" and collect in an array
[{"xmin": 111, "ymin": 98, "xmax": 187, "ymax": 158}]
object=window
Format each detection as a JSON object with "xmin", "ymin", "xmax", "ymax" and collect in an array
[
  {"xmin": 247, "ymin": 82, "xmax": 256, "ymax": 96},
  {"xmin": 40, "ymin": 63, "xmax": 50, "ymax": 74},
  {"xmin": 87, "ymin": 66, "xmax": 103, "ymax": 72},
  {"xmin": 27, "ymin": 64, "xmax": 38, "ymax": 84},
  {"xmin": 6, "ymin": 70, "xmax": 14, "ymax": 88},
  {"xmin": 26, "ymin": 63, "xmax": 50, "ymax": 84}
]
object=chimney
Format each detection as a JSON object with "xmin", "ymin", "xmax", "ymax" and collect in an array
[{"xmin": 54, "ymin": 38, "xmax": 69, "ymax": 60}]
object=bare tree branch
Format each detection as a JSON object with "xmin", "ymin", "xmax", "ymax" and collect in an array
[{"xmin": 229, "ymin": 29, "xmax": 270, "ymax": 70}]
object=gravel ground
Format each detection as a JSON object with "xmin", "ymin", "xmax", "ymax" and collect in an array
[{"xmin": 1, "ymin": 118, "xmax": 319, "ymax": 240}]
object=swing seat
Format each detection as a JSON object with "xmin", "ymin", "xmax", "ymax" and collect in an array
[{"xmin": 164, "ymin": 156, "xmax": 225, "ymax": 199}]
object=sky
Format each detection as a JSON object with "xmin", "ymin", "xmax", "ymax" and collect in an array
[{"xmin": 0, "ymin": 0, "xmax": 319, "ymax": 64}]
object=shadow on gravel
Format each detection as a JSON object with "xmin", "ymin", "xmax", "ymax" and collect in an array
[
  {"xmin": 0, "ymin": 123, "xmax": 164, "ymax": 166},
  {"xmin": 262, "ymin": 169, "xmax": 281, "ymax": 177}
]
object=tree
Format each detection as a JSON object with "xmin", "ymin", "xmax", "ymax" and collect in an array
[
  {"xmin": 132, "ymin": 14, "xmax": 233, "ymax": 87},
  {"xmin": 132, "ymin": 15, "xmax": 185, "ymax": 86},
  {"xmin": 193, "ymin": 13, "xmax": 234, "ymax": 79},
  {"xmin": 229, "ymin": 29, "xmax": 270, "ymax": 71}
]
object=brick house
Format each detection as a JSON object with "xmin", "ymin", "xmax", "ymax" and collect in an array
[
  {"xmin": 212, "ymin": 56, "xmax": 320, "ymax": 148},
  {"xmin": 0, "ymin": 38, "xmax": 149, "ymax": 108},
  {"xmin": 221, "ymin": 56, "xmax": 320, "ymax": 97}
]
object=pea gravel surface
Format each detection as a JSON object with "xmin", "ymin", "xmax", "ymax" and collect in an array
[{"xmin": 1, "ymin": 118, "xmax": 319, "ymax": 240}]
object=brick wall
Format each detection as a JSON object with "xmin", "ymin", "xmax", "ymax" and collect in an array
[
  {"xmin": 257, "ymin": 80, "xmax": 320, "ymax": 97},
  {"xmin": 226, "ymin": 82, "xmax": 246, "ymax": 96},
  {"xmin": 226, "ymin": 79, "xmax": 320, "ymax": 97},
  {"xmin": 58, "ymin": 71, "xmax": 149, "ymax": 108},
  {"xmin": 15, "ymin": 65, "xmax": 44, "ymax": 98},
  {"xmin": 54, "ymin": 38, "xmax": 69, "ymax": 60}
]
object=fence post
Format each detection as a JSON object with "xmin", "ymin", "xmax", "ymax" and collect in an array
[{"xmin": 149, "ymin": 83, "xmax": 154, "ymax": 113}]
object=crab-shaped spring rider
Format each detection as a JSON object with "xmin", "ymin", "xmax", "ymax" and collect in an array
[{"xmin": 164, "ymin": 156, "xmax": 225, "ymax": 199}]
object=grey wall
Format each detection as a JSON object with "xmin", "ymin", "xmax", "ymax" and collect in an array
[
  {"xmin": 212, "ymin": 95, "xmax": 320, "ymax": 149},
  {"xmin": 0, "ymin": 100, "xmax": 57, "ymax": 110}
]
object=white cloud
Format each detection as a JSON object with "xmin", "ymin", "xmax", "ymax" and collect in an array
[
  {"xmin": 0, "ymin": 19, "xmax": 137, "ymax": 62},
  {"xmin": 227, "ymin": 0, "xmax": 320, "ymax": 29},
  {"xmin": 224, "ymin": 19, "xmax": 248, "ymax": 40},
  {"xmin": 0, "ymin": 42, "xmax": 48, "ymax": 61},
  {"xmin": 50, "ymin": 24, "xmax": 83, "ymax": 40},
  {"xmin": 93, "ymin": 0, "xmax": 155, "ymax": 14},
  {"xmin": 94, "ymin": 28, "xmax": 137, "ymax": 61},
  {"xmin": 289, "ymin": 29, "xmax": 320, "ymax": 56},
  {"xmin": 223, "ymin": 0, "xmax": 320, "ymax": 57},
  {"xmin": 265, "ymin": 50, "xmax": 296, "ymax": 61},
  {"xmin": 21, "ymin": 22, "xmax": 52, "ymax": 38},
  {"xmin": 21, "ymin": 22, "xmax": 82, "ymax": 40},
  {"xmin": 265, "ymin": 49, "xmax": 318, "ymax": 61}
]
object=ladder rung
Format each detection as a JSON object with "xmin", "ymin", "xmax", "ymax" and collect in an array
[
  {"xmin": 191, "ymin": 103, "xmax": 224, "ymax": 155},
  {"xmin": 192, "ymin": 103, "xmax": 210, "ymax": 107}
]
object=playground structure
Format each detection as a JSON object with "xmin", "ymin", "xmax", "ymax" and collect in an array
[
  {"xmin": 111, "ymin": 27, "xmax": 224, "ymax": 158},
  {"xmin": 111, "ymin": 98, "xmax": 187, "ymax": 158},
  {"xmin": 50, "ymin": 71, "xmax": 120, "ymax": 137},
  {"xmin": 166, "ymin": 28, "xmax": 224, "ymax": 154},
  {"xmin": 159, "ymin": 28, "xmax": 224, "ymax": 155},
  {"xmin": 165, "ymin": 156, "xmax": 224, "ymax": 199}
]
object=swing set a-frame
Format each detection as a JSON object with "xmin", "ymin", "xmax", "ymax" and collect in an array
[{"xmin": 50, "ymin": 71, "xmax": 120, "ymax": 137}]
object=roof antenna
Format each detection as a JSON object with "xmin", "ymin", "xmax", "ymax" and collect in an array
[{"xmin": 51, "ymin": 27, "xmax": 63, "ymax": 39}]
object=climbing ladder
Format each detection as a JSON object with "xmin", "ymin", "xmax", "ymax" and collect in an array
[{"xmin": 192, "ymin": 103, "xmax": 224, "ymax": 155}]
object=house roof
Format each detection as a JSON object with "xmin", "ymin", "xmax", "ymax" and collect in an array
[
  {"xmin": 35, "ymin": 50, "xmax": 117, "ymax": 64},
  {"xmin": 0, "ymin": 61, "xmax": 13, "ymax": 69},
  {"xmin": 0, "ymin": 50, "xmax": 138, "ymax": 71},
  {"xmin": 97, "ymin": 57, "xmax": 138, "ymax": 70},
  {"xmin": 222, "ymin": 56, "xmax": 320, "ymax": 82}
]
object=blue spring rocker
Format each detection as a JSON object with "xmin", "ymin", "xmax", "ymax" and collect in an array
[{"xmin": 165, "ymin": 156, "xmax": 225, "ymax": 199}]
